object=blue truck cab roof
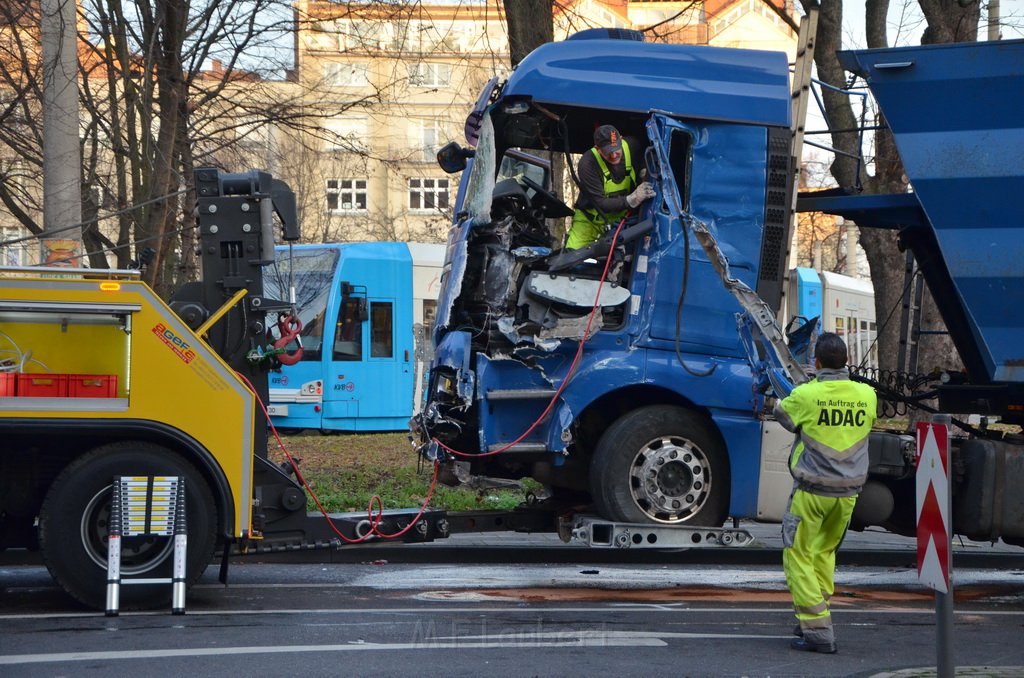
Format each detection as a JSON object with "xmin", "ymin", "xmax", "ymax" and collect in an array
[{"xmin": 489, "ymin": 38, "xmax": 792, "ymax": 154}]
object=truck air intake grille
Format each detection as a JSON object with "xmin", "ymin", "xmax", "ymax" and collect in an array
[{"xmin": 755, "ymin": 128, "xmax": 795, "ymax": 312}]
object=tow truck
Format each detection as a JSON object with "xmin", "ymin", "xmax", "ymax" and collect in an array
[{"xmin": 0, "ymin": 170, "xmax": 449, "ymax": 610}]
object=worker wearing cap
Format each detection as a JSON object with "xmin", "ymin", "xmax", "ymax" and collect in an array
[
  {"xmin": 774, "ymin": 332, "xmax": 877, "ymax": 654},
  {"xmin": 566, "ymin": 125, "xmax": 656, "ymax": 250}
]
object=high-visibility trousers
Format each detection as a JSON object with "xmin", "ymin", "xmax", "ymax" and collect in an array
[
  {"xmin": 566, "ymin": 207, "xmax": 628, "ymax": 250},
  {"xmin": 782, "ymin": 489, "xmax": 857, "ymax": 644},
  {"xmin": 566, "ymin": 210, "xmax": 606, "ymax": 250}
]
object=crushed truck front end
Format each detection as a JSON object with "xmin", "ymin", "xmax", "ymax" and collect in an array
[{"xmin": 414, "ymin": 35, "xmax": 796, "ymax": 526}]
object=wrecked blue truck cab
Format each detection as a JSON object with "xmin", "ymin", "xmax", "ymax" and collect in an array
[{"xmin": 414, "ymin": 33, "xmax": 796, "ymax": 525}]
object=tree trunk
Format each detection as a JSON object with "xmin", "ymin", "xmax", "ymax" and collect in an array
[
  {"xmin": 502, "ymin": 0, "xmax": 553, "ymax": 67},
  {"xmin": 176, "ymin": 104, "xmax": 199, "ymax": 290},
  {"xmin": 142, "ymin": 0, "xmax": 186, "ymax": 296}
]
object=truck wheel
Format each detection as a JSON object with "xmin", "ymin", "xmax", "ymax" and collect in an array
[
  {"xmin": 590, "ymin": 405, "xmax": 729, "ymax": 525},
  {"xmin": 39, "ymin": 442, "xmax": 218, "ymax": 610}
]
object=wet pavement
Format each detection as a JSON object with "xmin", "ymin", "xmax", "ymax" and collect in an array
[{"xmin": 3, "ymin": 520, "xmax": 1023, "ymax": 676}]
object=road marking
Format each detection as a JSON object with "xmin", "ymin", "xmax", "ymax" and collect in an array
[
  {"xmin": 0, "ymin": 637, "xmax": 668, "ymax": 665},
  {"xmin": 0, "ymin": 631, "xmax": 800, "ymax": 665},
  {"xmin": 3, "ymin": 605, "xmax": 1024, "ymax": 622},
  {"xmin": 427, "ymin": 630, "xmax": 791, "ymax": 642}
]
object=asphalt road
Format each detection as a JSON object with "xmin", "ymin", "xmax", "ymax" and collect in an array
[{"xmin": 4, "ymin": 548, "xmax": 1024, "ymax": 677}]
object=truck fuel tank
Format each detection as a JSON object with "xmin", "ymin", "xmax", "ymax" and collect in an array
[{"xmin": 954, "ymin": 436, "xmax": 1024, "ymax": 544}]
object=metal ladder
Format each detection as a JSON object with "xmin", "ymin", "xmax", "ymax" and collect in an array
[
  {"xmin": 779, "ymin": 8, "xmax": 820, "ymax": 321},
  {"xmin": 896, "ymin": 250, "xmax": 924, "ymax": 374},
  {"xmin": 789, "ymin": 9, "xmax": 819, "ymax": 196},
  {"xmin": 105, "ymin": 476, "xmax": 187, "ymax": 616}
]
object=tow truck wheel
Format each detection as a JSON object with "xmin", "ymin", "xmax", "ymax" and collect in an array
[
  {"xmin": 590, "ymin": 405, "xmax": 729, "ymax": 525},
  {"xmin": 39, "ymin": 442, "xmax": 218, "ymax": 610}
]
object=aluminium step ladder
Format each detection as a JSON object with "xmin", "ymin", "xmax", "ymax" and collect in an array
[{"xmin": 105, "ymin": 475, "xmax": 187, "ymax": 616}]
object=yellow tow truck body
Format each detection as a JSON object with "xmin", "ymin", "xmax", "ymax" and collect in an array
[
  {"xmin": 0, "ymin": 266, "xmax": 255, "ymax": 537},
  {"xmin": 0, "ymin": 266, "xmax": 258, "ymax": 608}
]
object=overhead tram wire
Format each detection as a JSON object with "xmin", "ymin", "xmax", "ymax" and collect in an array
[{"xmin": 0, "ymin": 186, "xmax": 190, "ymax": 250}]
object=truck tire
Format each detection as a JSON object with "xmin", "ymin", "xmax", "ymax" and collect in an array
[
  {"xmin": 590, "ymin": 405, "xmax": 729, "ymax": 525},
  {"xmin": 38, "ymin": 442, "xmax": 218, "ymax": 610}
]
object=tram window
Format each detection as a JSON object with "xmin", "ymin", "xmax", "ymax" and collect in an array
[
  {"xmin": 370, "ymin": 302, "xmax": 393, "ymax": 358},
  {"xmin": 334, "ymin": 297, "xmax": 363, "ymax": 361},
  {"xmin": 264, "ymin": 247, "xmax": 338, "ymax": 363}
]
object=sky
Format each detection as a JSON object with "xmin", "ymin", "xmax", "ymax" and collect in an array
[
  {"xmin": 841, "ymin": 0, "xmax": 1024, "ymax": 48},
  {"xmin": 803, "ymin": 0, "xmax": 1023, "ymax": 178}
]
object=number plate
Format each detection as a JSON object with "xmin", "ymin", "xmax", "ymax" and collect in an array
[{"xmin": 267, "ymin": 404, "xmax": 288, "ymax": 417}]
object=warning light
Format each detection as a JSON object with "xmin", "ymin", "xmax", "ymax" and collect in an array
[{"xmin": 99, "ymin": 282, "xmax": 121, "ymax": 291}]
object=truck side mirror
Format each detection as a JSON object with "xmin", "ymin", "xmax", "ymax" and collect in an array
[
  {"xmin": 357, "ymin": 298, "xmax": 369, "ymax": 322},
  {"xmin": 437, "ymin": 141, "xmax": 475, "ymax": 174}
]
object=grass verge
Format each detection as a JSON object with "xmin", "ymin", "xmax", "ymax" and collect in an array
[{"xmin": 267, "ymin": 431, "xmax": 530, "ymax": 513}]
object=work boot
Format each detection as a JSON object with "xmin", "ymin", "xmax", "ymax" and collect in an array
[{"xmin": 790, "ymin": 637, "xmax": 837, "ymax": 654}]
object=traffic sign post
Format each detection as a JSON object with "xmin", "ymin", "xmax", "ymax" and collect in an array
[{"xmin": 916, "ymin": 414, "xmax": 953, "ymax": 678}]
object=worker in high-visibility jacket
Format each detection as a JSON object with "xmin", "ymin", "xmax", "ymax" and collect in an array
[
  {"xmin": 565, "ymin": 125, "xmax": 655, "ymax": 250},
  {"xmin": 773, "ymin": 332, "xmax": 877, "ymax": 654}
]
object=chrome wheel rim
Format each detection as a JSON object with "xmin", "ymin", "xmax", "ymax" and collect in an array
[{"xmin": 628, "ymin": 435, "xmax": 711, "ymax": 523}]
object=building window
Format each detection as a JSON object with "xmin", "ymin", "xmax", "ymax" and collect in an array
[
  {"xmin": 370, "ymin": 301, "xmax": 393, "ymax": 358},
  {"xmin": 323, "ymin": 61, "xmax": 369, "ymax": 86},
  {"xmin": 0, "ymin": 226, "xmax": 27, "ymax": 266},
  {"xmin": 340, "ymin": 19, "xmax": 382, "ymax": 50},
  {"xmin": 421, "ymin": 299, "xmax": 437, "ymax": 329},
  {"xmin": 387, "ymin": 20, "xmax": 410, "ymax": 50},
  {"xmin": 408, "ymin": 178, "xmax": 449, "ymax": 212},
  {"xmin": 322, "ymin": 116, "xmax": 368, "ymax": 152},
  {"xmin": 413, "ymin": 119, "xmax": 442, "ymax": 162},
  {"xmin": 408, "ymin": 63, "xmax": 451, "ymax": 87},
  {"xmin": 326, "ymin": 178, "xmax": 368, "ymax": 213}
]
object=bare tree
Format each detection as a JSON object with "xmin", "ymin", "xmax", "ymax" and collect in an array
[
  {"xmin": 0, "ymin": 4, "xmax": 45, "ymax": 233},
  {"xmin": 207, "ymin": 0, "xmax": 513, "ymax": 249},
  {"xmin": 795, "ymin": 154, "xmax": 849, "ymax": 272},
  {"xmin": 0, "ymin": 0, "xmax": 391, "ymax": 294}
]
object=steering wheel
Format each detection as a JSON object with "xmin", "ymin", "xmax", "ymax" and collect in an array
[{"xmin": 521, "ymin": 175, "xmax": 574, "ymax": 218}]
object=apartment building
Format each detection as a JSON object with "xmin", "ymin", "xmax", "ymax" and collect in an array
[
  {"xmin": 274, "ymin": 0, "xmax": 797, "ymax": 244},
  {"xmin": 280, "ymin": 0, "xmax": 511, "ymax": 243}
]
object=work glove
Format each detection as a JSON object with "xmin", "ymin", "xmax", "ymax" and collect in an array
[{"xmin": 625, "ymin": 182, "xmax": 656, "ymax": 208}]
